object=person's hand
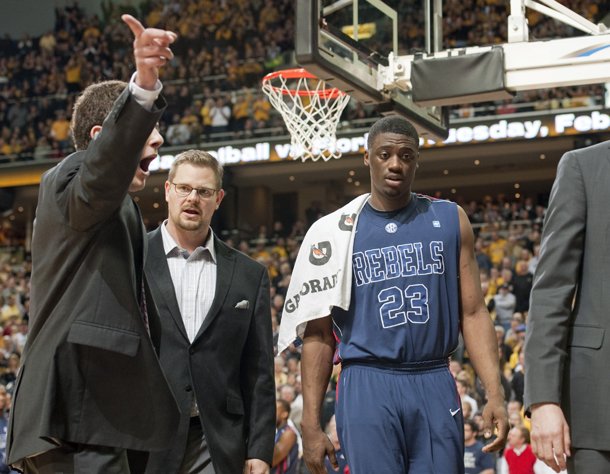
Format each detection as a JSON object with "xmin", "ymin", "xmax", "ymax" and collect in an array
[
  {"xmin": 121, "ymin": 14, "xmax": 177, "ymax": 90},
  {"xmin": 243, "ymin": 458, "xmax": 269, "ymax": 474},
  {"xmin": 302, "ymin": 427, "xmax": 337, "ymax": 474},
  {"xmin": 530, "ymin": 403, "xmax": 570, "ymax": 473},
  {"xmin": 481, "ymin": 394, "xmax": 509, "ymax": 453}
]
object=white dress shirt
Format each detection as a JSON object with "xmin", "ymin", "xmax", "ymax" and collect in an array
[
  {"xmin": 128, "ymin": 72, "xmax": 163, "ymax": 110},
  {"xmin": 161, "ymin": 221, "xmax": 217, "ymax": 342}
]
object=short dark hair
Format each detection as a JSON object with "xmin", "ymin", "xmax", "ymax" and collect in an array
[
  {"xmin": 464, "ymin": 419, "xmax": 478, "ymax": 433},
  {"xmin": 276, "ymin": 398, "xmax": 291, "ymax": 415},
  {"xmin": 71, "ymin": 80, "xmax": 127, "ymax": 151},
  {"xmin": 367, "ymin": 116, "xmax": 419, "ymax": 150}
]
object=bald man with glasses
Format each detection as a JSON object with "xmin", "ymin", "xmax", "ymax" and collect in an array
[{"xmin": 144, "ymin": 150, "xmax": 275, "ymax": 474}]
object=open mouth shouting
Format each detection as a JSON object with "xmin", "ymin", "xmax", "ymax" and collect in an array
[{"xmin": 139, "ymin": 154, "xmax": 156, "ymax": 173}]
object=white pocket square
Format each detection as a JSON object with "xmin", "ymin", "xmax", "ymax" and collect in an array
[{"xmin": 235, "ymin": 300, "xmax": 250, "ymax": 310}]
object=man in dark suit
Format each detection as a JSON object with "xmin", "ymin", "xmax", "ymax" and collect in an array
[
  {"xmin": 145, "ymin": 150, "xmax": 275, "ymax": 474},
  {"xmin": 7, "ymin": 15, "xmax": 179, "ymax": 473},
  {"xmin": 524, "ymin": 140, "xmax": 610, "ymax": 473}
]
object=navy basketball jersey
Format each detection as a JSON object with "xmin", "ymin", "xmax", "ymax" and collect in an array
[{"xmin": 332, "ymin": 194, "xmax": 461, "ymax": 363}]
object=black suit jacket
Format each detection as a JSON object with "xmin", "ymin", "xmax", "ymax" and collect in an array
[
  {"xmin": 7, "ymin": 89, "xmax": 179, "ymax": 468},
  {"xmin": 144, "ymin": 227, "xmax": 275, "ymax": 474}
]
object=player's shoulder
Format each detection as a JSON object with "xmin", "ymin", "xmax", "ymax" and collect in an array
[{"xmin": 413, "ymin": 193, "xmax": 458, "ymax": 212}]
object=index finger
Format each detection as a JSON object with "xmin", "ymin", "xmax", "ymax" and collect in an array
[{"xmin": 122, "ymin": 14, "xmax": 145, "ymax": 38}]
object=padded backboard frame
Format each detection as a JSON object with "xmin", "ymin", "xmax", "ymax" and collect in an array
[{"xmin": 295, "ymin": 0, "xmax": 449, "ymax": 139}]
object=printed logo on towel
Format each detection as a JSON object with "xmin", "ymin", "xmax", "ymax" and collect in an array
[
  {"xmin": 309, "ymin": 241, "xmax": 332, "ymax": 266},
  {"xmin": 338, "ymin": 213, "xmax": 356, "ymax": 231},
  {"xmin": 284, "ymin": 270, "xmax": 341, "ymax": 313}
]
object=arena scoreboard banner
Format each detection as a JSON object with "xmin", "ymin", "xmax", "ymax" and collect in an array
[
  {"xmin": 435, "ymin": 110, "xmax": 610, "ymax": 146},
  {"xmin": 149, "ymin": 108, "xmax": 610, "ymax": 172}
]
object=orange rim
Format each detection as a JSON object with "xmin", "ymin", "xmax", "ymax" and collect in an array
[{"xmin": 262, "ymin": 68, "xmax": 347, "ymax": 99}]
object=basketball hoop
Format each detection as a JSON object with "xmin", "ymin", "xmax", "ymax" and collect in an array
[{"xmin": 262, "ymin": 68, "xmax": 351, "ymax": 162}]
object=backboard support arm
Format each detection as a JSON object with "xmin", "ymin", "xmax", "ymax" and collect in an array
[{"xmin": 381, "ymin": 0, "xmax": 610, "ymax": 107}]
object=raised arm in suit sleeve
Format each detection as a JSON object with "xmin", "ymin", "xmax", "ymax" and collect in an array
[
  {"xmin": 242, "ymin": 267, "xmax": 276, "ymax": 465},
  {"xmin": 55, "ymin": 15, "xmax": 175, "ymax": 231},
  {"xmin": 524, "ymin": 151, "xmax": 585, "ymax": 409},
  {"xmin": 55, "ymin": 90, "xmax": 166, "ymax": 232}
]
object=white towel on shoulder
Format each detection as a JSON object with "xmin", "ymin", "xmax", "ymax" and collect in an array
[{"xmin": 277, "ymin": 194, "xmax": 370, "ymax": 353}]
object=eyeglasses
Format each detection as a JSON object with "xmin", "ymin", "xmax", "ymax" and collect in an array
[{"xmin": 170, "ymin": 182, "xmax": 218, "ymax": 199}]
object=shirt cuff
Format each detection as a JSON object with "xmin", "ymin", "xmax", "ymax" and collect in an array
[{"xmin": 129, "ymin": 72, "xmax": 163, "ymax": 111}]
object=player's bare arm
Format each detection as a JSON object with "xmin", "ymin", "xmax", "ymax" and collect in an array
[
  {"xmin": 457, "ymin": 206, "xmax": 508, "ymax": 452},
  {"xmin": 301, "ymin": 316, "xmax": 338, "ymax": 474}
]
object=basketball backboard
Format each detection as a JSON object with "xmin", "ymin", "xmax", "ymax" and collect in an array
[{"xmin": 295, "ymin": 0, "xmax": 450, "ymax": 140}]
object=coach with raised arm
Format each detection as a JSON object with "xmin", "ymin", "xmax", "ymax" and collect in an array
[{"xmin": 6, "ymin": 16, "xmax": 179, "ymax": 473}]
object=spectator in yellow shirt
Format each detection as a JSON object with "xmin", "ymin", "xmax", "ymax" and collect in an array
[
  {"xmin": 50, "ymin": 111, "xmax": 71, "ymax": 150},
  {"xmin": 486, "ymin": 231, "xmax": 507, "ymax": 267},
  {"xmin": 253, "ymin": 96, "xmax": 271, "ymax": 128}
]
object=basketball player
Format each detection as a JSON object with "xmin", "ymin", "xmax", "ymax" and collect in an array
[{"xmin": 284, "ymin": 116, "xmax": 508, "ymax": 473}]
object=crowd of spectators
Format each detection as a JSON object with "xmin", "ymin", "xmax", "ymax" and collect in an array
[
  {"xmin": 0, "ymin": 0, "xmax": 294, "ymax": 163},
  {"xmin": 1, "ymin": 0, "xmax": 609, "ymax": 164}
]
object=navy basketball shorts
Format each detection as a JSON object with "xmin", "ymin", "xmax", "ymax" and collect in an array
[{"xmin": 335, "ymin": 361, "xmax": 464, "ymax": 474}]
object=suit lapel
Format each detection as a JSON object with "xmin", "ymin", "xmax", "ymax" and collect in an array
[
  {"xmin": 194, "ymin": 239, "xmax": 235, "ymax": 340},
  {"xmin": 146, "ymin": 227, "xmax": 189, "ymax": 340}
]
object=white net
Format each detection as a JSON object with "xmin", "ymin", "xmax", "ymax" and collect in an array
[{"xmin": 262, "ymin": 70, "xmax": 351, "ymax": 161}]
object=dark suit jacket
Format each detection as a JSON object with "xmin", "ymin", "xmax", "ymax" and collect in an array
[
  {"xmin": 7, "ymin": 89, "xmax": 179, "ymax": 468},
  {"xmin": 144, "ymin": 227, "xmax": 275, "ymax": 474},
  {"xmin": 524, "ymin": 140, "xmax": 610, "ymax": 450}
]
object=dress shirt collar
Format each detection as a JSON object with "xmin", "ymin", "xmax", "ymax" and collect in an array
[{"xmin": 160, "ymin": 220, "xmax": 216, "ymax": 263}]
